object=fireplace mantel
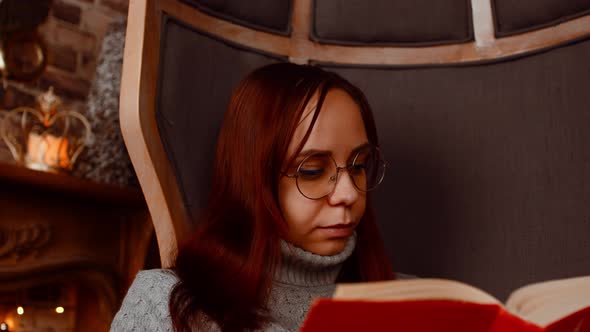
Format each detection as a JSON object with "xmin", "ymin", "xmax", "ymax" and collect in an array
[{"xmin": 0, "ymin": 161, "xmax": 152, "ymax": 331}]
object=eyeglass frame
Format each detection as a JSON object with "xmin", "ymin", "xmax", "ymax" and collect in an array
[{"xmin": 281, "ymin": 145, "xmax": 387, "ymax": 200}]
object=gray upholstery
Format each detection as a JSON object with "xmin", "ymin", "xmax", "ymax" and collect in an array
[
  {"xmin": 312, "ymin": 0, "xmax": 473, "ymax": 46},
  {"xmin": 180, "ymin": 0, "xmax": 292, "ymax": 35},
  {"xmin": 156, "ymin": 17, "xmax": 281, "ymax": 218},
  {"xmin": 492, "ymin": 0, "xmax": 590, "ymax": 36},
  {"xmin": 322, "ymin": 39, "xmax": 590, "ymax": 300},
  {"xmin": 154, "ymin": 14, "xmax": 590, "ymax": 300}
]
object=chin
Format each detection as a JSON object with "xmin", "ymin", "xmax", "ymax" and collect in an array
[{"xmin": 310, "ymin": 237, "xmax": 350, "ymax": 256}]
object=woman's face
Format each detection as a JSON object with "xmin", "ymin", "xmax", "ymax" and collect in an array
[{"xmin": 278, "ymin": 88, "xmax": 368, "ymax": 255}]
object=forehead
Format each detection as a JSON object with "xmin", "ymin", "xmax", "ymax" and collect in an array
[{"xmin": 288, "ymin": 88, "xmax": 368, "ymax": 161}]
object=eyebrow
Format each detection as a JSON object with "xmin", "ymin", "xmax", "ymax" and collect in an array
[{"xmin": 296, "ymin": 142, "xmax": 372, "ymax": 161}]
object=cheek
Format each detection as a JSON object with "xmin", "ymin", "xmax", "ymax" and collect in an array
[{"xmin": 278, "ymin": 179, "xmax": 321, "ymax": 235}]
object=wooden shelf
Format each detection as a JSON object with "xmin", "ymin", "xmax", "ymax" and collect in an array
[{"xmin": 0, "ymin": 161, "xmax": 145, "ymax": 206}]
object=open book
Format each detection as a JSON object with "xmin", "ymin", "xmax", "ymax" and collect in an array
[{"xmin": 300, "ymin": 276, "xmax": 590, "ymax": 332}]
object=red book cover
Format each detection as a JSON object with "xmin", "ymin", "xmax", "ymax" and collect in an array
[
  {"xmin": 301, "ymin": 299, "xmax": 590, "ymax": 332},
  {"xmin": 545, "ymin": 307, "xmax": 590, "ymax": 332}
]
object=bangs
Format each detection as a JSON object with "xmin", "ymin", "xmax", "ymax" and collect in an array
[{"xmin": 282, "ymin": 80, "xmax": 332, "ymax": 173}]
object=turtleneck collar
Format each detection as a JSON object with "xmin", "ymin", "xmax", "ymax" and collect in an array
[{"xmin": 274, "ymin": 233, "xmax": 356, "ymax": 287}]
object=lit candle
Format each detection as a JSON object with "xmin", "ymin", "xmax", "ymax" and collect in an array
[{"xmin": 27, "ymin": 132, "xmax": 70, "ymax": 171}]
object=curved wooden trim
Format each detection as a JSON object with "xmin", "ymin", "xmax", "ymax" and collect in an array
[
  {"xmin": 122, "ymin": 0, "xmax": 590, "ymax": 266},
  {"xmin": 159, "ymin": 0, "xmax": 291, "ymax": 57},
  {"xmin": 120, "ymin": 0, "xmax": 189, "ymax": 268},
  {"xmin": 307, "ymin": 0, "xmax": 475, "ymax": 47},
  {"xmin": 160, "ymin": 0, "xmax": 590, "ymax": 66},
  {"xmin": 178, "ymin": 0, "xmax": 293, "ymax": 36},
  {"xmin": 307, "ymin": 12, "xmax": 590, "ymax": 65}
]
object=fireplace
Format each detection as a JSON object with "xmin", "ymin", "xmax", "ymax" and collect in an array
[{"xmin": 0, "ymin": 161, "xmax": 152, "ymax": 331}]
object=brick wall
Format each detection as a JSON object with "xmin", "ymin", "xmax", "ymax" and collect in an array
[{"xmin": 0, "ymin": 0, "xmax": 129, "ymax": 162}]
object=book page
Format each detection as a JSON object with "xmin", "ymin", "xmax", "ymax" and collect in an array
[
  {"xmin": 334, "ymin": 278, "xmax": 501, "ymax": 305},
  {"xmin": 505, "ymin": 275, "xmax": 590, "ymax": 327}
]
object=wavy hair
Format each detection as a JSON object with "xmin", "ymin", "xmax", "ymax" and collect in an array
[{"xmin": 170, "ymin": 63, "xmax": 394, "ymax": 332}]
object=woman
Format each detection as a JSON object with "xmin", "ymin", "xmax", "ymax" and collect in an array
[{"xmin": 111, "ymin": 63, "xmax": 394, "ymax": 332}]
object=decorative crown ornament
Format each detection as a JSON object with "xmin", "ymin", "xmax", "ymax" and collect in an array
[{"xmin": 0, "ymin": 87, "xmax": 92, "ymax": 173}]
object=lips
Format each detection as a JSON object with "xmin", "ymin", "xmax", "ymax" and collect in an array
[{"xmin": 317, "ymin": 223, "xmax": 356, "ymax": 238}]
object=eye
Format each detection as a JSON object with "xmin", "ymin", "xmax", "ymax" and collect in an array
[
  {"xmin": 297, "ymin": 155, "xmax": 330, "ymax": 180},
  {"xmin": 350, "ymin": 163, "xmax": 367, "ymax": 176},
  {"xmin": 298, "ymin": 168, "xmax": 325, "ymax": 179}
]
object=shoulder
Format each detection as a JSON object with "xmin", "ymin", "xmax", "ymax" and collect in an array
[
  {"xmin": 110, "ymin": 269, "xmax": 179, "ymax": 332},
  {"xmin": 135, "ymin": 268, "xmax": 179, "ymax": 289}
]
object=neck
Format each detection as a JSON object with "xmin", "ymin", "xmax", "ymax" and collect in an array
[{"xmin": 275, "ymin": 234, "xmax": 357, "ymax": 287}]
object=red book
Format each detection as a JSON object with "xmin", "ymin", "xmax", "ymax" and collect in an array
[{"xmin": 301, "ymin": 276, "xmax": 590, "ymax": 332}]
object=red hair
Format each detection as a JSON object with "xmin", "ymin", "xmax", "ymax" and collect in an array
[{"xmin": 170, "ymin": 63, "xmax": 393, "ymax": 331}]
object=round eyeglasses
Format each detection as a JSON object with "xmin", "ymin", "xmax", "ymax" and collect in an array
[{"xmin": 283, "ymin": 145, "xmax": 387, "ymax": 200}]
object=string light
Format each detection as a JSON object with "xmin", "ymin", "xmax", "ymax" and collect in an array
[
  {"xmin": 55, "ymin": 306, "xmax": 64, "ymax": 314},
  {"xmin": 0, "ymin": 322, "xmax": 7, "ymax": 331},
  {"xmin": 17, "ymin": 306, "xmax": 24, "ymax": 315}
]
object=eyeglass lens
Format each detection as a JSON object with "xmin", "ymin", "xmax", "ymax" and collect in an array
[{"xmin": 295, "ymin": 146, "xmax": 385, "ymax": 199}]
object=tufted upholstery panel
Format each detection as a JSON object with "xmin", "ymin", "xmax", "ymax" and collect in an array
[
  {"xmin": 180, "ymin": 0, "xmax": 292, "ymax": 34},
  {"xmin": 322, "ymin": 39, "xmax": 590, "ymax": 300},
  {"xmin": 492, "ymin": 0, "xmax": 590, "ymax": 36},
  {"xmin": 312, "ymin": 0, "xmax": 473, "ymax": 46},
  {"xmin": 155, "ymin": 17, "xmax": 281, "ymax": 218},
  {"xmin": 150, "ymin": 7, "xmax": 590, "ymax": 300}
]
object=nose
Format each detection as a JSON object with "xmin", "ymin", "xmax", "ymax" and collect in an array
[{"xmin": 327, "ymin": 168, "xmax": 359, "ymax": 206}]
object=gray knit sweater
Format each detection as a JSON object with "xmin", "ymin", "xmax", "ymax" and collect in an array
[{"xmin": 110, "ymin": 236, "xmax": 356, "ymax": 331}]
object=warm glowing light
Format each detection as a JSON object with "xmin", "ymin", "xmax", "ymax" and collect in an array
[
  {"xmin": 27, "ymin": 133, "xmax": 70, "ymax": 170},
  {"xmin": 0, "ymin": 322, "xmax": 7, "ymax": 331},
  {"xmin": 17, "ymin": 306, "xmax": 24, "ymax": 315},
  {"xmin": 55, "ymin": 306, "xmax": 64, "ymax": 314}
]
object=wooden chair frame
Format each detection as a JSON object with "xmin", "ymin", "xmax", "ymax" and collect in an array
[{"xmin": 120, "ymin": 0, "xmax": 590, "ymax": 267}]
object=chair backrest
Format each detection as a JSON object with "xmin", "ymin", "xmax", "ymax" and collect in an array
[{"xmin": 120, "ymin": 0, "xmax": 590, "ymax": 300}]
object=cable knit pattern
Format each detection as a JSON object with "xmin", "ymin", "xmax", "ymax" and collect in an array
[
  {"xmin": 275, "ymin": 233, "xmax": 356, "ymax": 286},
  {"xmin": 110, "ymin": 269, "xmax": 178, "ymax": 331},
  {"xmin": 110, "ymin": 236, "xmax": 356, "ymax": 331},
  {"xmin": 267, "ymin": 234, "xmax": 356, "ymax": 331}
]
